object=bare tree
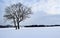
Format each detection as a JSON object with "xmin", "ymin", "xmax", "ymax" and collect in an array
[{"xmin": 4, "ymin": 3, "xmax": 32, "ymax": 29}]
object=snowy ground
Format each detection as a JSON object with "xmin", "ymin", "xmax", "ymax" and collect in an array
[{"xmin": 0, "ymin": 27, "xmax": 60, "ymax": 38}]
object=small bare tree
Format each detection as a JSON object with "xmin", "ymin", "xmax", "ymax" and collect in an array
[{"xmin": 4, "ymin": 3, "xmax": 32, "ymax": 29}]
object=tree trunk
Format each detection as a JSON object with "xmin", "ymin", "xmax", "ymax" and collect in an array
[
  {"xmin": 17, "ymin": 19, "xmax": 20, "ymax": 29},
  {"xmin": 13, "ymin": 19, "xmax": 17, "ymax": 30},
  {"xmin": 17, "ymin": 21, "xmax": 20, "ymax": 29}
]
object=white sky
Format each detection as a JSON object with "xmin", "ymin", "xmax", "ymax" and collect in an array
[
  {"xmin": 1, "ymin": 0, "xmax": 60, "ymax": 15},
  {"xmin": 0, "ymin": 0, "xmax": 60, "ymax": 25},
  {"xmin": 31, "ymin": 0, "xmax": 60, "ymax": 15}
]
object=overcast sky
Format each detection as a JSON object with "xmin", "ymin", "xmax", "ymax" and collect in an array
[{"xmin": 0, "ymin": 0, "xmax": 60, "ymax": 25}]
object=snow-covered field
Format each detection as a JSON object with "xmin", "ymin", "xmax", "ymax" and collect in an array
[{"xmin": 0, "ymin": 27, "xmax": 60, "ymax": 38}]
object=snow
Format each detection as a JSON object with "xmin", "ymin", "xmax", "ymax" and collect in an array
[{"xmin": 0, "ymin": 27, "xmax": 60, "ymax": 38}]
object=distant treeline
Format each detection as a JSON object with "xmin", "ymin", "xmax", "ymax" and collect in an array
[
  {"xmin": 0, "ymin": 25, "xmax": 60, "ymax": 28},
  {"xmin": 0, "ymin": 25, "xmax": 15, "ymax": 28},
  {"xmin": 24, "ymin": 25, "xmax": 60, "ymax": 27}
]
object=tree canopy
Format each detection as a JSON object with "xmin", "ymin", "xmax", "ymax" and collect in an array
[{"xmin": 4, "ymin": 3, "xmax": 32, "ymax": 29}]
